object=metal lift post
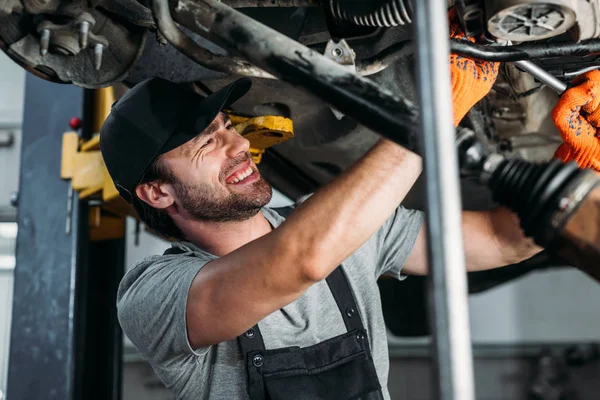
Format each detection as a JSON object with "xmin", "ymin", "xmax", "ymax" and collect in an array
[
  {"xmin": 7, "ymin": 75, "xmax": 124, "ymax": 400},
  {"xmin": 414, "ymin": 1, "xmax": 475, "ymax": 399}
]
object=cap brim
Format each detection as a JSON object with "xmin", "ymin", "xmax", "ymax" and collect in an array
[{"xmin": 158, "ymin": 77, "xmax": 252, "ymax": 155}]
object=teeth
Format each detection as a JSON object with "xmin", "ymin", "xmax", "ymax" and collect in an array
[{"xmin": 231, "ymin": 166, "xmax": 253, "ymax": 183}]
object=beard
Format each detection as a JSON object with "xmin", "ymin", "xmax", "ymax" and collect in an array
[{"xmin": 172, "ymin": 153, "xmax": 273, "ymax": 222}]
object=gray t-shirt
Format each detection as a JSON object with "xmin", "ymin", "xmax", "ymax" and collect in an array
[{"xmin": 117, "ymin": 206, "xmax": 423, "ymax": 400}]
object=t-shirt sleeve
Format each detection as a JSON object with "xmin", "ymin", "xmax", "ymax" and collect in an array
[
  {"xmin": 116, "ymin": 256, "xmax": 209, "ymax": 366},
  {"xmin": 372, "ymin": 205, "xmax": 424, "ymax": 279}
]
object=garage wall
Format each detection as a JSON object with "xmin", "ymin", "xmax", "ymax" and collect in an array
[
  {"xmin": 0, "ymin": 53, "xmax": 25, "ymax": 211},
  {"xmin": 0, "ymin": 52, "xmax": 24, "ymax": 400}
]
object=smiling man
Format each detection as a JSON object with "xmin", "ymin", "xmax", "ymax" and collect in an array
[{"xmin": 100, "ymin": 75, "xmax": 540, "ymax": 400}]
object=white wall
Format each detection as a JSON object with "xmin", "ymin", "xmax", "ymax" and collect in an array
[
  {"xmin": 469, "ymin": 268, "xmax": 600, "ymax": 343},
  {"xmin": 0, "ymin": 52, "xmax": 24, "ymax": 399},
  {"xmin": 0, "ymin": 53, "xmax": 25, "ymax": 210}
]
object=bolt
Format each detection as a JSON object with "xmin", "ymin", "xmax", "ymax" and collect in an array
[
  {"xmin": 558, "ymin": 197, "xmax": 570, "ymax": 211},
  {"xmin": 94, "ymin": 43, "xmax": 104, "ymax": 71},
  {"xmin": 331, "ymin": 47, "xmax": 343, "ymax": 58},
  {"xmin": 78, "ymin": 21, "xmax": 90, "ymax": 49},
  {"xmin": 40, "ymin": 29, "xmax": 50, "ymax": 56},
  {"xmin": 9, "ymin": 191, "xmax": 18, "ymax": 207}
]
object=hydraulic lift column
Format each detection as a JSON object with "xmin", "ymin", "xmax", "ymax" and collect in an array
[
  {"xmin": 6, "ymin": 75, "xmax": 123, "ymax": 400},
  {"xmin": 414, "ymin": 0, "xmax": 475, "ymax": 399}
]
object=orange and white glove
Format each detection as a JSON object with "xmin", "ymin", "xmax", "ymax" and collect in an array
[
  {"xmin": 552, "ymin": 70, "xmax": 600, "ymax": 172},
  {"xmin": 448, "ymin": 8, "xmax": 500, "ymax": 127}
]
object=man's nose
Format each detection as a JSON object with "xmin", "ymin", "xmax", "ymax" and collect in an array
[{"xmin": 223, "ymin": 128, "xmax": 250, "ymax": 158}]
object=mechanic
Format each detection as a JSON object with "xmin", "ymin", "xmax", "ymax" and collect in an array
[{"xmin": 99, "ymin": 15, "xmax": 599, "ymax": 400}]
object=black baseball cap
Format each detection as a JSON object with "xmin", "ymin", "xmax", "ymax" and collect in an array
[{"xmin": 100, "ymin": 77, "xmax": 252, "ymax": 203}]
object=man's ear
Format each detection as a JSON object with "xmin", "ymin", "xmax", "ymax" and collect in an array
[{"xmin": 135, "ymin": 182, "xmax": 175, "ymax": 210}]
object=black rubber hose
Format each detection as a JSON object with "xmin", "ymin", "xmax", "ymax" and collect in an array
[
  {"xmin": 357, "ymin": 38, "xmax": 600, "ymax": 76},
  {"xmin": 450, "ymin": 38, "xmax": 600, "ymax": 62}
]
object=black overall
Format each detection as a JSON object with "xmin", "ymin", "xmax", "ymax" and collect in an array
[{"xmin": 164, "ymin": 208, "xmax": 384, "ymax": 400}]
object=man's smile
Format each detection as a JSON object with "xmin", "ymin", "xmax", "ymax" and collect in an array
[{"xmin": 224, "ymin": 159, "xmax": 259, "ymax": 185}]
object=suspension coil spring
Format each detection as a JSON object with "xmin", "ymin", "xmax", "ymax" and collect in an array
[{"xmin": 329, "ymin": 0, "xmax": 413, "ymax": 27}]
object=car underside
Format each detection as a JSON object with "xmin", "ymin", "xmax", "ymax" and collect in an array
[{"xmin": 1, "ymin": 0, "xmax": 599, "ymax": 335}]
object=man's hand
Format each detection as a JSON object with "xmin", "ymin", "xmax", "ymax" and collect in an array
[
  {"xmin": 552, "ymin": 69, "xmax": 600, "ymax": 172},
  {"xmin": 448, "ymin": 8, "xmax": 499, "ymax": 127}
]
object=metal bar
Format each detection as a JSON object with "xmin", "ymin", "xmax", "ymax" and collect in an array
[
  {"xmin": 512, "ymin": 60, "xmax": 568, "ymax": 94},
  {"xmin": 153, "ymin": 0, "xmax": 274, "ymax": 79},
  {"xmin": 413, "ymin": 0, "xmax": 474, "ymax": 399},
  {"xmin": 171, "ymin": 0, "xmax": 420, "ymax": 150}
]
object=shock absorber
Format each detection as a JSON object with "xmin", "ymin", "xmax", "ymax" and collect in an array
[{"xmin": 329, "ymin": 0, "xmax": 413, "ymax": 27}]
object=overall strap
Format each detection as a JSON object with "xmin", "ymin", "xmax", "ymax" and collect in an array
[
  {"xmin": 326, "ymin": 267, "xmax": 365, "ymax": 332},
  {"xmin": 271, "ymin": 206, "xmax": 365, "ymax": 332}
]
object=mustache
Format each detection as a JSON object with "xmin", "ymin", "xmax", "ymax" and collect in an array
[{"xmin": 220, "ymin": 152, "xmax": 252, "ymax": 181}]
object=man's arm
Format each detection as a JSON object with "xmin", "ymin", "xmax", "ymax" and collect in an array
[
  {"xmin": 403, "ymin": 207, "xmax": 542, "ymax": 275},
  {"xmin": 186, "ymin": 139, "xmax": 422, "ymax": 349}
]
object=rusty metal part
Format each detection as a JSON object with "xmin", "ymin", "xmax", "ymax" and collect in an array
[
  {"xmin": 5, "ymin": 9, "xmax": 146, "ymax": 88},
  {"xmin": 23, "ymin": 0, "xmax": 60, "ymax": 14},
  {"xmin": 0, "ymin": 0, "xmax": 23, "ymax": 17},
  {"xmin": 36, "ymin": 16, "xmax": 108, "ymax": 58},
  {"xmin": 324, "ymin": 39, "xmax": 356, "ymax": 72},
  {"xmin": 98, "ymin": 0, "xmax": 157, "ymax": 29},
  {"xmin": 223, "ymin": 0, "xmax": 325, "ymax": 6},
  {"xmin": 172, "ymin": 0, "xmax": 420, "ymax": 150},
  {"xmin": 356, "ymin": 40, "xmax": 412, "ymax": 76},
  {"xmin": 152, "ymin": 0, "xmax": 275, "ymax": 79}
]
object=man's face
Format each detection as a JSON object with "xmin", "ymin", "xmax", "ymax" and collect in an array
[{"xmin": 160, "ymin": 112, "xmax": 272, "ymax": 222}]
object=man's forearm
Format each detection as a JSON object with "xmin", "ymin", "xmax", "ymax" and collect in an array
[{"xmin": 278, "ymin": 138, "xmax": 422, "ymax": 280}]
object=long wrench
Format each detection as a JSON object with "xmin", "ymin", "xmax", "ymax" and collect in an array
[{"xmin": 512, "ymin": 60, "xmax": 568, "ymax": 94}]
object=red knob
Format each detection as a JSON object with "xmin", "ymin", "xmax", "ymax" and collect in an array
[{"xmin": 69, "ymin": 117, "xmax": 82, "ymax": 130}]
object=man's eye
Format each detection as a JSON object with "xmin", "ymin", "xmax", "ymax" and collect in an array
[
  {"xmin": 226, "ymin": 124, "xmax": 235, "ymax": 130},
  {"xmin": 201, "ymin": 138, "xmax": 214, "ymax": 149}
]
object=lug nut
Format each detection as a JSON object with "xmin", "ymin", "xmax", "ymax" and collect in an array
[
  {"xmin": 40, "ymin": 29, "xmax": 50, "ymax": 56},
  {"xmin": 78, "ymin": 21, "xmax": 90, "ymax": 49},
  {"xmin": 94, "ymin": 43, "xmax": 104, "ymax": 71}
]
